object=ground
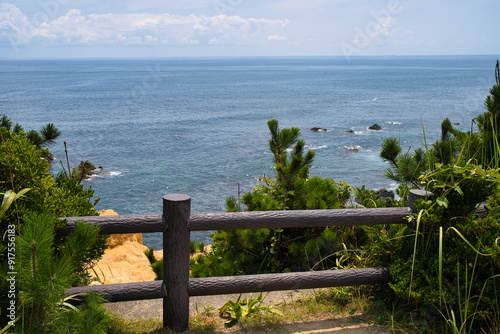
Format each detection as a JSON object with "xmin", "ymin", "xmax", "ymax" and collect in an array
[{"xmin": 106, "ymin": 289, "xmax": 395, "ymax": 333}]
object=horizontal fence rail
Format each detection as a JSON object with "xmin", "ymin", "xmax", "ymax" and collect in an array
[
  {"xmin": 188, "ymin": 207, "xmax": 411, "ymax": 230},
  {"xmin": 59, "ymin": 207, "xmax": 411, "ymax": 235},
  {"xmin": 59, "ymin": 214, "xmax": 166, "ymax": 235},
  {"xmin": 66, "ymin": 267, "xmax": 390, "ymax": 302},
  {"xmin": 61, "ymin": 191, "xmax": 428, "ymax": 332}
]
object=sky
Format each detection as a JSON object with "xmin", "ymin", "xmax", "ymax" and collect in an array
[{"xmin": 0, "ymin": 0, "xmax": 498, "ymax": 58}]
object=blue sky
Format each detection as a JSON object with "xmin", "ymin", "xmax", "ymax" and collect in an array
[{"xmin": 0, "ymin": 0, "xmax": 498, "ymax": 58}]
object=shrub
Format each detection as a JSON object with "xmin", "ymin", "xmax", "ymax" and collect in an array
[
  {"xmin": 190, "ymin": 120, "xmax": 356, "ymax": 277},
  {"xmin": 1, "ymin": 213, "xmax": 112, "ymax": 332},
  {"xmin": 0, "ymin": 120, "xmax": 107, "ymax": 281}
]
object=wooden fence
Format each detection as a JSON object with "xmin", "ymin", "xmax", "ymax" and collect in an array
[{"xmin": 63, "ymin": 190, "xmax": 428, "ymax": 332}]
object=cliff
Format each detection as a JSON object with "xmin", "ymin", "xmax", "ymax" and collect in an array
[{"xmin": 88, "ymin": 209, "xmax": 160, "ymax": 284}]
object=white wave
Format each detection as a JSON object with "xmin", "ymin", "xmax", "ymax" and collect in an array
[
  {"xmin": 386, "ymin": 121, "xmax": 402, "ymax": 125},
  {"xmin": 344, "ymin": 145, "xmax": 361, "ymax": 151},
  {"xmin": 359, "ymin": 97, "xmax": 379, "ymax": 103},
  {"xmin": 309, "ymin": 145, "xmax": 327, "ymax": 150},
  {"xmin": 88, "ymin": 171, "xmax": 122, "ymax": 179}
]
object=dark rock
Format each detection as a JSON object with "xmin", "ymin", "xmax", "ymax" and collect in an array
[
  {"xmin": 373, "ymin": 188, "xmax": 395, "ymax": 205},
  {"xmin": 46, "ymin": 153, "xmax": 56, "ymax": 166},
  {"xmin": 454, "ymin": 122, "xmax": 461, "ymax": 126},
  {"xmin": 310, "ymin": 127, "xmax": 327, "ymax": 132},
  {"xmin": 345, "ymin": 130, "xmax": 354, "ymax": 133},
  {"xmin": 79, "ymin": 160, "xmax": 96, "ymax": 171},
  {"xmin": 368, "ymin": 124, "xmax": 382, "ymax": 130},
  {"xmin": 355, "ymin": 187, "xmax": 395, "ymax": 207}
]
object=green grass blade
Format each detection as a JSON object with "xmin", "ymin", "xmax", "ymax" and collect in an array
[
  {"xmin": 439, "ymin": 226, "xmax": 443, "ymax": 306},
  {"xmin": 409, "ymin": 209, "xmax": 424, "ymax": 299},
  {"xmin": 448, "ymin": 227, "xmax": 495, "ymax": 256}
]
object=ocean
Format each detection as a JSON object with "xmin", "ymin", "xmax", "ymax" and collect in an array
[{"xmin": 1, "ymin": 55, "xmax": 498, "ymax": 249}]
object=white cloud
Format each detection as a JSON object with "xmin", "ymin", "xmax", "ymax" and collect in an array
[
  {"xmin": 0, "ymin": 3, "xmax": 291, "ymax": 47},
  {"xmin": 348, "ymin": 16, "xmax": 398, "ymax": 47},
  {"xmin": 268, "ymin": 34, "xmax": 286, "ymax": 41},
  {"xmin": 367, "ymin": 17, "xmax": 397, "ymax": 40},
  {"xmin": 268, "ymin": 0, "xmax": 350, "ymax": 11}
]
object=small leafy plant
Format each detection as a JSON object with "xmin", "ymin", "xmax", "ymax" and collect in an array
[{"xmin": 219, "ymin": 292, "xmax": 284, "ymax": 328}]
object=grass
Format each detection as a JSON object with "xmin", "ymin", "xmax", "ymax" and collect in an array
[{"xmin": 106, "ymin": 287, "xmax": 399, "ymax": 333}]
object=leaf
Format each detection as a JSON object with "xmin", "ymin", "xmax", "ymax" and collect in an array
[
  {"xmin": 452, "ymin": 185, "xmax": 463, "ymax": 196},
  {"xmin": 448, "ymin": 227, "xmax": 496, "ymax": 257},
  {"xmin": 224, "ymin": 318, "xmax": 238, "ymax": 328},
  {"xmin": 436, "ymin": 196, "xmax": 449, "ymax": 208},
  {"xmin": 433, "ymin": 181, "xmax": 447, "ymax": 188}
]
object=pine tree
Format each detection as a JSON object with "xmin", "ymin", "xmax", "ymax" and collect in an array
[
  {"xmin": 190, "ymin": 120, "xmax": 353, "ymax": 276},
  {"xmin": 11, "ymin": 214, "xmax": 111, "ymax": 332}
]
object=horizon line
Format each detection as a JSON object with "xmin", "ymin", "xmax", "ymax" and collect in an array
[{"xmin": 1, "ymin": 54, "xmax": 500, "ymax": 61}]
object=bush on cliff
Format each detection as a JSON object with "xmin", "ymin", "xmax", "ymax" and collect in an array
[
  {"xmin": 2, "ymin": 213, "xmax": 112, "ymax": 332},
  {"xmin": 190, "ymin": 119, "xmax": 359, "ymax": 277},
  {"xmin": 0, "ymin": 117, "xmax": 108, "ymax": 320},
  {"xmin": 363, "ymin": 72, "xmax": 500, "ymax": 332}
]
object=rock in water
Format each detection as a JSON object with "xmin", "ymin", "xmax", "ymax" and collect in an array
[
  {"xmin": 368, "ymin": 124, "xmax": 382, "ymax": 130},
  {"xmin": 310, "ymin": 127, "xmax": 327, "ymax": 132}
]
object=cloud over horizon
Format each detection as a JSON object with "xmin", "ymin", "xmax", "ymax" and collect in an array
[{"xmin": 0, "ymin": 3, "xmax": 291, "ymax": 48}]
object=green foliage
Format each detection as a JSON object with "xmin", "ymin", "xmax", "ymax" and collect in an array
[
  {"xmin": 419, "ymin": 162, "xmax": 500, "ymax": 219},
  {"xmin": 0, "ymin": 189, "xmax": 30, "ymax": 219},
  {"xmin": 144, "ymin": 248, "xmax": 163, "ymax": 280},
  {"xmin": 4, "ymin": 214, "xmax": 112, "ymax": 332},
  {"xmin": 57, "ymin": 292, "xmax": 113, "ymax": 334},
  {"xmin": 368, "ymin": 70, "xmax": 500, "ymax": 332},
  {"xmin": 190, "ymin": 240, "xmax": 205, "ymax": 254},
  {"xmin": 0, "ymin": 115, "xmax": 61, "ymax": 150},
  {"xmin": 0, "ymin": 117, "xmax": 106, "ymax": 281},
  {"xmin": 363, "ymin": 169, "xmax": 500, "ymax": 332},
  {"xmin": 144, "ymin": 247, "xmax": 156, "ymax": 264},
  {"xmin": 354, "ymin": 185, "xmax": 401, "ymax": 208},
  {"xmin": 219, "ymin": 293, "xmax": 283, "ymax": 328},
  {"xmin": 191, "ymin": 120, "xmax": 354, "ymax": 277},
  {"xmin": 224, "ymin": 195, "xmax": 240, "ymax": 212},
  {"xmin": 380, "ymin": 137, "xmax": 427, "ymax": 191},
  {"xmin": 476, "ymin": 84, "xmax": 500, "ymax": 167}
]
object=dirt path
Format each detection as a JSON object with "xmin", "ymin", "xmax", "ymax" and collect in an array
[{"xmin": 105, "ymin": 289, "xmax": 394, "ymax": 333}]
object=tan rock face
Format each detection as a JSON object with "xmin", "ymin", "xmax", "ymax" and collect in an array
[
  {"xmin": 90, "ymin": 241, "xmax": 156, "ymax": 284},
  {"xmin": 98, "ymin": 209, "xmax": 143, "ymax": 249},
  {"xmin": 89, "ymin": 209, "xmax": 154, "ymax": 284}
]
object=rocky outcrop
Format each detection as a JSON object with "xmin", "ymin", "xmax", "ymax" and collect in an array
[
  {"xmin": 344, "ymin": 130, "xmax": 354, "ymax": 133},
  {"xmin": 355, "ymin": 188, "xmax": 395, "ymax": 207},
  {"xmin": 89, "ymin": 210, "xmax": 153, "ymax": 284},
  {"xmin": 310, "ymin": 127, "xmax": 327, "ymax": 132},
  {"xmin": 373, "ymin": 188, "xmax": 395, "ymax": 205},
  {"xmin": 368, "ymin": 124, "xmax": 382, "ymax": 130},
  {"xmin": 90, "ymin": 241, "xmax": 157, "ymax": 284},
  {"xmin": 99, "ymin": 209, "xmax": 143, "ymax": 248}
]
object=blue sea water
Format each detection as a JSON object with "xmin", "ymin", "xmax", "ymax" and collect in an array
[{"xmin": 0, "ymin": 55, "xmax": 498, "ymax": 249}]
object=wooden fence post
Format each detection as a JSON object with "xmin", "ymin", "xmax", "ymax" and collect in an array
[
  {"xmin": 407, "ymin": 189, "xmax": 433, "ymax": 213},
  {"xmin": 163, "ymin": 194, "xmax": 191, "ymax": 332}
]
